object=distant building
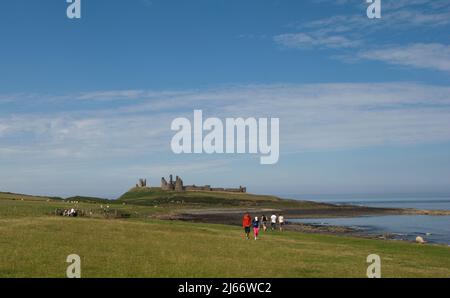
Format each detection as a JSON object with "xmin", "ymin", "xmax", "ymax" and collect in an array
[
  {"xmin": 160, "ymin": 174, "xmax": 246, "ymax": 193},
  {"xmin": 161, "ymin": 174, "xmax": 180, "ymax": 191},
  {"xmin": 135, "ymin": 178, "xmax": 147, "ymax": 188}
]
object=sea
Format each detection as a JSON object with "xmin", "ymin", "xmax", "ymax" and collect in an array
[{"xmin": 280, "ymin": 194, "xmax": 450, "ymax": 245}]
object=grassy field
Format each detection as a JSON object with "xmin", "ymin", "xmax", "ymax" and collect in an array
[
  {"xmin": 0, "ymin": 191, "xmax": 62, "ymax": 201},
  {"xmin": 1, "ymin": 192, "xmax": 449, "ymax": 278},
  {"xmin": 1, "ymin": 216, "xmax": 450, "ymax": 278}
]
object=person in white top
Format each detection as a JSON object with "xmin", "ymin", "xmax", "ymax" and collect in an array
[
  {"xmin": 270, "ymin": 214, "xmax": 277, "ymax": 231},
  {"xmin": 278, "ymin": 214, "xmax": 285, "ymax": 231}
]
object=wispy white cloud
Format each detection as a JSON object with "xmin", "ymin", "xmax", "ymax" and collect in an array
[
  {"xmin": 74, "ymin": 89, "xmax": 193, "ymax": 101},
  {"xmin": 273, "ymin": 0, "xmax": 450, "ymax": 71},
  {"xmin": 127, "ymin": 160, "xmax": 232, "ymax": 178},
  {"xmin": 274, "ymin": 32, "xmax": 361, "ymax": 49},
  {"xmin": 1, "ymin": 83, "xmax": 450, "ymax": 161},
  {"xmin": 2, "ymin": 83, "xmax": 450, "ymax": 196},
  {"xmin": 359, "ymin": 43, "xmax": 450, "ymax": 72},
  {"xmin": 315, "ymin": 0, "xmax": 450, "ymax": 10},
  {"xmin": 299, "ymin": 8, "xmax": 450, "ymax": 35}
]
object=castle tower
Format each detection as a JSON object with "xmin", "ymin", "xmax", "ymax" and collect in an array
[
  {"xmin": 175, "ymin": 176, "xmax": 184, "ymax": 192},
  {"xmin": 161, "ymin": 177, "xmax": 168, "ymax": 190},
  {"xmin": 136, "ymin": 178, "xmax": 147, "ymax": 188},
  {"xmin": 161, "ymin": 175, "xmax": 175, "ymax": 190}
]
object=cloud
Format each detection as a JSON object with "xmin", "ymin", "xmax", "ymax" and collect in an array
[
  {"xmin": 76, "ymin": 90, "xmax": 147, "ymax": 101},
  {"xmin": 127, "ymin": 160, "xmax": 232, "ymax": 177},
  {"xmin": 1, "ymin": 83, "xmax": 450, "ymax": 161},
  {"xmin": 359, "ymin": 43, "xmax": 450, "ymax": 72},
  {"xmin": 297, "ymin": 2, "xmax": 450, "ymax": 37},
  {"xmin": 386, "ymin": 9, "xmax": 450, "ymax": 27},
  {"xmin": 74, "ymin": 89, "xmax": 193, "ymax": 102},
  {"xmin": 315, "ymin": 0, "xmax": 450, "ymax": 10},
  {"xmin": 301, "ymin": 9, "xmax": 450, "ymax": 35},
  {"xmin": 273, "ymin": 0, "xmax": 450, "ymax": 63},
  {"xmin": 382, "ymin": 0, "xmax": 450, "ymax": 10},
  {"xmin": 2, "ymin": 83, "xmax": 450, "ymax": 196},
  {"xmin": 274, "ymin": 32, "xmax": 361, "ymax": 49}
]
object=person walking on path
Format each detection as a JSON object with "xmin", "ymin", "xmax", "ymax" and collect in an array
[
  {"xmin": 261, "ymin": 214, "xmax": 268, "ymax": 232},
  {"xmin": 278, "ymin": 214, "xmax": 285, "ymax": 232},
  {"xmin": 270, "ymin": 213, "xmax": 277, "ymax": 231},
  {"xmin": 252, "ymin": 217, "xmax": 260, "ymax": 240},
  {"xmin": 242, "ymin": 212, "xmax": 252, "ymax": 240}
]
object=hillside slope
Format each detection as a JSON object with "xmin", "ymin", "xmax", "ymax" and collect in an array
[
  {"xmin": 64, "ymin": 196, "xmax": 113, "ymax": 204},
  {"xmin": 0, "ymin": 192, "xmax": 62, "ymax": 202},
  {"xmin": 118, "ymin": 187, "xmax": 284, "ymax": 207}
]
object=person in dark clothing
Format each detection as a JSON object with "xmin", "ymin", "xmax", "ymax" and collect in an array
[
  {"xmin": 252, "ymin": 217, "xmax": 260, "ymax": 240},
  {"xmin": 261, "ymin": 215, "xmax": 268, "ymax": 232}
]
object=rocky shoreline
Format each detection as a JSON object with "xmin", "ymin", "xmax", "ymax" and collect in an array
[{"xmin": 155, "ymin": 204, "xmax": 450, "ymax": 242}]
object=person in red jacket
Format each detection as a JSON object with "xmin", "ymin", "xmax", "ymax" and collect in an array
[{"xmin": 242, "ymin": 212, "xmax": 252, "ymax": 240}]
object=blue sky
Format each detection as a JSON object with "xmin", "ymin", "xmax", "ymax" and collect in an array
[{"xmin": 1, "ymin": 0, "xmax": 450, "ymax": 198}]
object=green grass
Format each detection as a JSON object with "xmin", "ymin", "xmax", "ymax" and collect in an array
[
  {"xmin": 0, "ymin": 191, "xmax": 62, "ymax": 201},
  {"xmin": 64, "ymin": 196, "xmax": 114, "ymax": 204},
  {"xmin": 0, "ymin": 195, "xmax": 167, "ymax": 219},
  {"xmin": 1, "ymin": 191, "xmax": 449, "ymax": 278},
  {"xmin": 0, "ymin": 216, "xmax": 449, "ymax": 278}
]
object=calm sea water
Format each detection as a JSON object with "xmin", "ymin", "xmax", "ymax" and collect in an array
[{"xmin": 281, "ymin": 194, "xmax": 450, "ymax": 245}]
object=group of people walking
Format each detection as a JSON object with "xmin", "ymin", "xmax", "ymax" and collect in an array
[{"xmin": 242, "ymin": 212, "xmax": 285, "ymax": 240}]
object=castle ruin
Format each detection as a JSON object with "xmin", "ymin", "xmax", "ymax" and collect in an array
[
  {"xmin": 161, "ymin": 175, "xmax": 184, "ymax": 192},
  {"xmin": 160, "ymin": 174, "xmax": 246, "ymax": 193},
  {"xmin": 135, "ymin": 178, "xmax": 148, "ymax": 188}
]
